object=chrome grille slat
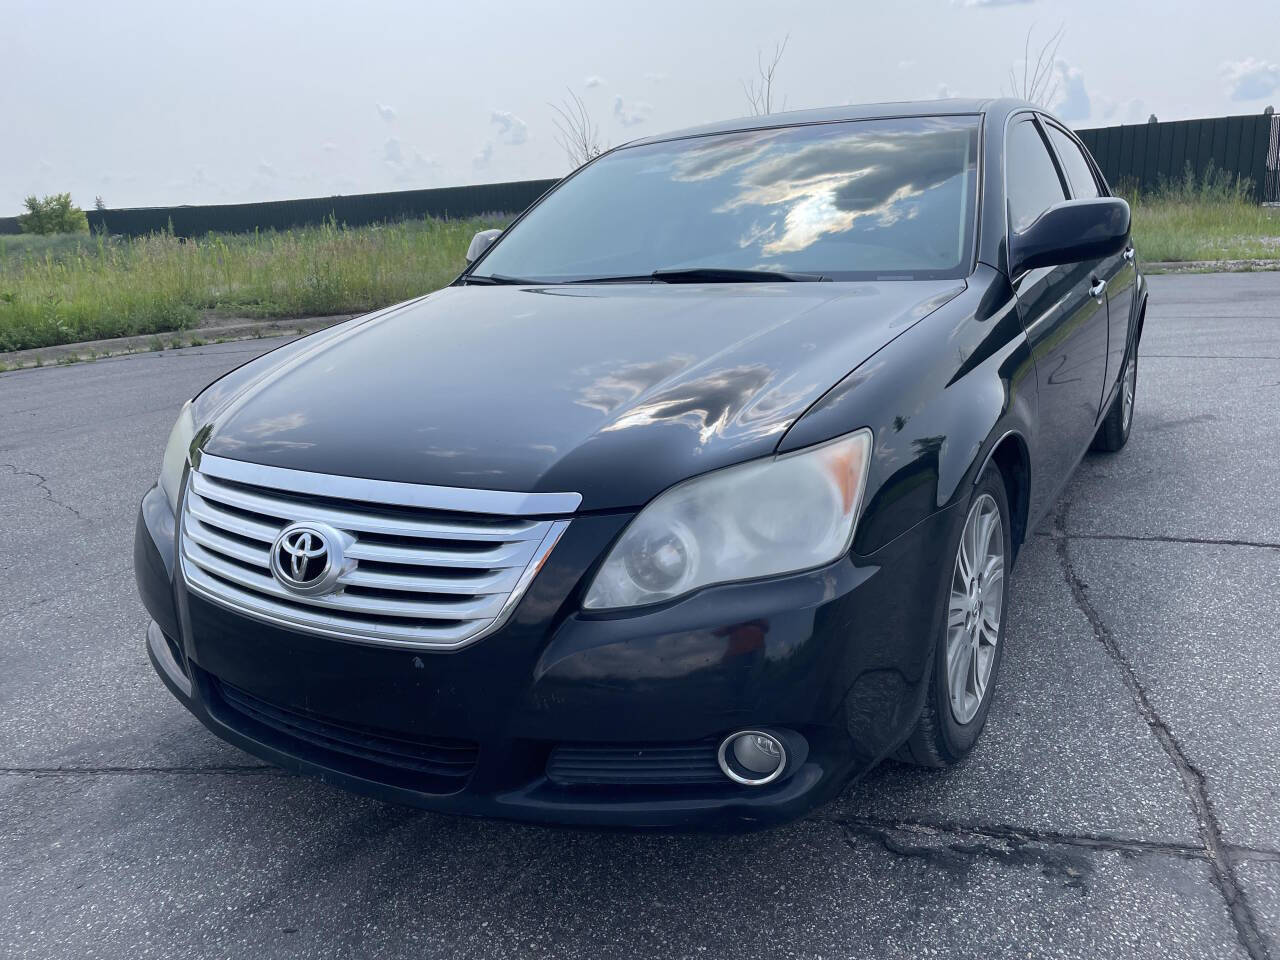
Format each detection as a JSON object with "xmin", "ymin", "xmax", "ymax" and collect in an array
[
  {"xmin": 184, "ymin": 539, "xmax": 508, "ymax": 620},
  {"xmin": 179, "ymin": 455, "xmax": 574, "ymax": 650},
  {"xmin": 183, "ymin": 516, "xmax": 272, "ymax": 568},
  {"xmin": 190, "ymin": 472, "xmax": 544, "ymax": 542},
  {"xmin": 337, "ymin": 565, "xmax": 521, "ymax": 595},
  {"xmin": 344, "ymin": 538, "xmax": 537, "ymax": 569},
  {"xmin": 184, "ymin": 564, "xmax": 486, "ymax": 644},
  {"xmin": 187, "ymin": 493, "xmax": 279, "ymax": 543}
]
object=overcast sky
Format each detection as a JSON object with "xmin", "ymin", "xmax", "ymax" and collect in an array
[{"xmin": 4, "ymin": 0, "xmax": 1279, "ymax": 214}]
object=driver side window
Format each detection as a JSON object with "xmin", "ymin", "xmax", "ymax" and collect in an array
[{"xmin": 1006, "ymin": 118, "xmax": 1068, "ymax": 234}]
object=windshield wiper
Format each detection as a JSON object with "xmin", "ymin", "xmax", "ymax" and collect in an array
[
  {"xmin": 470, "ymin": 267, "xmax": 827, "ymax": 286},
  {"xmin": 559, "ymin": 267, "xmax": 826, "ymax": 284},
  {"xmin": 460, "ymin": 273, "xmax": 539, "ymax": 285},
  {"xmin": 651, "ymin": 266, "xmax": 826, "ymax": 283}
]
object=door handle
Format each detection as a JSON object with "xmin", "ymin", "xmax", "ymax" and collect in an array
[
  {"xmin": 1089, "ymin": 277, "xmax": 1107, "ymax": 299},
  {"xmin": 1123, "ymin": 247, "xmax": 1135, "ymax": 263}
]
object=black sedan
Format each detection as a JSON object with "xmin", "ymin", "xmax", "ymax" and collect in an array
[{"xmin": 134, "ymin": 98, "xmax": 1146, "ymax": 829}]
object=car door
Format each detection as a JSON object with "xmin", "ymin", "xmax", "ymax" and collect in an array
[
  {"xmin": 1042, "ymin": 120, "xmax": 1137, "ymax": 409},
  {"xmin": 1005, "ymin": 115, "xmax": 1111, "ymax": 518}
]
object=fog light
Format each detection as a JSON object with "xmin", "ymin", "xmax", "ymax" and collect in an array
[{"xmin": 717, "ymin": 730, "xmax": 787, "ymax": 786}]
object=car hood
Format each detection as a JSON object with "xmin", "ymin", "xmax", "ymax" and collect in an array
[{"xmin": 199, "ymin": 281, "xmax": 962, "ymax": 511}]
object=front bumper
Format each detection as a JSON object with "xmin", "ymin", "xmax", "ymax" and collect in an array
[{"xmin": 135, "ymin": 483, "xmax": 958, "ymax": 830}]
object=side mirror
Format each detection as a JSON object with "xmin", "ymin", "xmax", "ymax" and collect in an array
[
  {"xmin": 465, "ymin": 228, "xmax": 503, "ymax": 265},
  {"xmin": 1009, "ymin": 197, "xmax": 1130, "ymax": 276}
]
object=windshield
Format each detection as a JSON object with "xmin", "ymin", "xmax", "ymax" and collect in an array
[{"xmin": 471, "ymin": 115, "xmax": 980, "ymax": 283}]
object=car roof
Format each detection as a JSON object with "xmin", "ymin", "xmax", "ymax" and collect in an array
[{"xmin": 625, "ymin": 97, "xmax": 1037, "ymax": 147}]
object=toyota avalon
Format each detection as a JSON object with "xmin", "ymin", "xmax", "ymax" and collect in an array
[{"xmin": 134, "ymin": 98, "xmax": 1146, "ymax": 829}]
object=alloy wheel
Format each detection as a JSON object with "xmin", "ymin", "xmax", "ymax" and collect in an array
[{"xmin": 946, "ymin": 493, "xmax": 1005, "ymax": 725}]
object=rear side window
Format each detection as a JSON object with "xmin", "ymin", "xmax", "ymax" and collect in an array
[
  {"xmin": 1045, "ymin": 125, "xmax": 1100, "ymax": 199},
  {"xmin": 1006, "ymin": 118, "xmax": 1067, "ymax": 233}
]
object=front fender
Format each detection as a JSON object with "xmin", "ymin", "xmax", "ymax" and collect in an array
[{"xmin": 779, "ymin": 265, "xmax": 1036, "ymax": 556}]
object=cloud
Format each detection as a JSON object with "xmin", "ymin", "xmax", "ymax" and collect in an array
[
  {"xmin": 1046, "ymin": 59, "xmax": 1090, "ymax": 122},
  {"xmin": 382, "ymin": 137, "xmax": 438, "ymax": 182},
  {"xmin": 953, "ymin": 0, "xmax": 1034, "ymax": 5},
  {"xmin": 936, "ymin": 83, "xmax": 958, "ymax": 99},
  {"xmin": 897, "ymin": 59, "xmax": 916, "ymax": 69},
  {"xmin": 256, "ymin": 159, "xmax": 277, "ymax": 178},
  {"xmin": 377, "ymin": 103, "xmax": 397, "ymax": 122},
  {"xmin": 1094, "ymin": 95, "xmax": 1147, "ymax": 125},
  {"xmin": 613, "ymin": 95, "xmax": 652, "ymax": 127},
  {"xmin": 321, "ymin": 141, "xmax": 338, "ymax": 153},
  {"xmin": 1221, "ymin": 58, "xmax": 1280, "ymax": 101},
  {"xmin": 489, "ymin": 110, "xmax": 529, "ymax": 145},
  {"xmin": 473, "ymin": 142, "xmax": 494, "ymax": 170},
  {"xmin": 700, "ymin": 124, "xmax": 972, "ymax": 257},
  {"xmin": 644, "ymin": 72, "xmax": 667, "ymax": 84},
  {"xmin": 584, "ymin": 75, "xmax": 605, "ymax": 88}
]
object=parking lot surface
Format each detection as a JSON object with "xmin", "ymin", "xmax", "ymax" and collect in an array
[{"xmin": 2, "ymin": 272, "xmax": 1278, "ymax": 959}]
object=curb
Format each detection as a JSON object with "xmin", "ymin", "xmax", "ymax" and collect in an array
[
  {"xmin": 1143, "ymin": 259, "xmax": 1280, "ymax": 274},
  {"xmin": 0, "ymin": 314, "xmax": 354, "ymax": 372}
]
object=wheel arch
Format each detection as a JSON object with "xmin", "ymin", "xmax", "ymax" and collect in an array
[
  {"xmin": 974, "ymin": 430, "xmax": 1032, "ymax": 565},
  {"xmin": 1134, "ymin": 290, "xmax": 1148, "ymax": 350}
]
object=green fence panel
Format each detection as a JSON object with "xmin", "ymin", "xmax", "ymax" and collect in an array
[
  {"xmin": 1077, "ymin": 113, "xmax": 1275, "ymax": 200},
  {"xmin": 78, "ymin": 177, "xmax": 561, "ymax": 238}
]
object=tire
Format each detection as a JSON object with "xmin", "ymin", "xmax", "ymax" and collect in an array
[
  {"xmin": 895, "ymin": 464, "xmax": 1012, "ymax": 768},
  {"xmin": 1091, "ymin": 349, "xmax": 1137, "ymax": 453}
]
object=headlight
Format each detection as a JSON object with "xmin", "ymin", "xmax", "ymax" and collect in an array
[
  {"xmin": 583, "ymin": 429, "xmax": 873, "ymax": 610},
  {"xmin": 158, "ymin": 400, "xmax": 196, "ymax": 513}
]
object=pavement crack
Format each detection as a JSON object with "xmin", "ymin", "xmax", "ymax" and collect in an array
[
  {"xmin": 837, "ymin": 819, "xmax": 1094, "ymax": 890},
  {"xmin": 820, "ymin": 813, "xmax": 1210, "ymax": 860},
  {"xmin": 1037, "ymin": 530, "xmax": 1280, "ymax": 551},
  {"xmin": 0, "ymin": 462, "xmax": 87, "ymax": 520},
  {"xmin": 1052, "ymin": 498, "xmax": 1272, "ymax": 960}
]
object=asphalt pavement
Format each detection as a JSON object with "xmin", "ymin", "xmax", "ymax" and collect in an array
[{"xmin": 2, "ymin": 271, "xmax": 1278, "ymax": 959}]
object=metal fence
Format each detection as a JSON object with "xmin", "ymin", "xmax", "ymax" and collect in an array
[
  {"xmin": 1076, "ymin": 112, "xmax": 1279, "ymax": 202},
  {"xmin": 4, "ymin": 111, "xmax": 1278, "ymax": 237},
  {"xmin": 1264, "ymin": 114, "xmax": 1280, "ymax": 203}
]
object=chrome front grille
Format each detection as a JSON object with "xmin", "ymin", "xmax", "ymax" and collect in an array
[{"xmin": 179, "ymin": 454, "xmax": 576, "ymax": 649}]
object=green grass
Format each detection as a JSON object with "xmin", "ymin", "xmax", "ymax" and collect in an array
[
  {"xmin": 0, "ymin": 216, "xmax": 504, "ymax": 352},
  {"xmin": 1129, "ymin": 199, "xmax": 1280, "ymax": 263},
  {"xmin": 1120, "ymin": 164, "xmax": 1280, "ymax": 264}
]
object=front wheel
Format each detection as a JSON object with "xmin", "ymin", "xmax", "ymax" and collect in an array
[
  {"xmin": 895, "ymin": 464, "xmax": 1011, "ymax": 767},
  {"xmin": 1092, "ymin": 351, "xmax": 1137, "ymax": 452}
]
